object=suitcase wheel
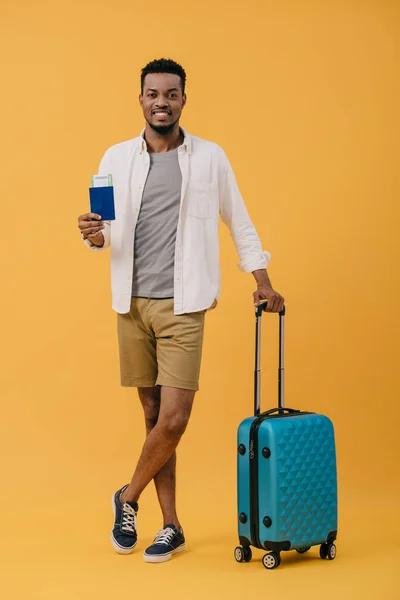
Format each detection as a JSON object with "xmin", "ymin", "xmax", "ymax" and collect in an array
[
  {"xmin": 320, "ymin": 543, "xmax": 337, "ymax": 560},
  {"xmin": 262, "ymin": 552, "xmax": 281, "ymax": 570},
  {"xmin": 234, "ymin": 546, "xmax": 252, "ymax": 563},
  {"xmin": 327, "ymin": 543, "xmax": 337, "ymax": 560},
  {"xmin": 296, "ymin": 546, "xmax": 311, "ymax": 554}
]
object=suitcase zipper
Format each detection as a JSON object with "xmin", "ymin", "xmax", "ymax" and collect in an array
[{"xmin": 249, "ymin": 415, "xmax": 264, "ymax": 548}]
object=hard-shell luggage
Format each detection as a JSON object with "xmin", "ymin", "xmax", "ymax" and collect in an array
[{"xmin": 235, "ymin": 302, "xmax": 338, "ymax": 569}]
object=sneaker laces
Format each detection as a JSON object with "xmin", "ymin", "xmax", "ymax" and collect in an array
[
  {"xmin": 121, "ymin": 503, "xmax": 137, "ymax": 534},
  {"xmin": 153, "ymin": 527, "xmax": 175, "ymax": 546}
]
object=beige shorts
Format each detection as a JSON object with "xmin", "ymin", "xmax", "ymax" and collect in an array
[{"xmin": 117, "ymin": 298, "xmax": 206, "ymax": 391}]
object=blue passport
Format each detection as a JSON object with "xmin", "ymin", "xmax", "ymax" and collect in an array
[{"xmin": 89, "ymin": 186, "xmax": 116, "ymax": 220}]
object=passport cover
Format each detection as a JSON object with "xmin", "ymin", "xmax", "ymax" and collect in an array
[{"xmin": 89, "ymin": 186, "xmax": 115, "ymax": 220}]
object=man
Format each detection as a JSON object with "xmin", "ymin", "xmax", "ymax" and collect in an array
[{"xmin": 77, "ymin": 58, "xmax": 284, "ymax": 563}]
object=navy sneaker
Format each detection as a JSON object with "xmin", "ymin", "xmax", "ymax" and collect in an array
[
  {"xmin": 143, "ymin": 524, "xmax": 185, "ymax": 563},
  {"xmin": 110, "ymin": 484, "xmax": 138, "ymax": 554}
]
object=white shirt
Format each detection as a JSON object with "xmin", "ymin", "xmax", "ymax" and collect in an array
[{"xmin": 82, "ymin": 128, "xmax": 271, "ymax": 315}]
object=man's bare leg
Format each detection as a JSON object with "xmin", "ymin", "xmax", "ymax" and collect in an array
[
  {"xmin": 135, "ymin": 386, "xmax": 180, "ymax": 528},
  {"xmin": 120, "ymin": 386, "xmax": 195, "ymax": 527}
]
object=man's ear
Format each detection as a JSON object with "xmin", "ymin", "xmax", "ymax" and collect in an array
[
  {"xmin": 182, "ymin": 93, "xmax": 187, "ymax": 109},
  {"xmin": 139, "ymin": 94, "xmax": 143, "ymax": 107}
]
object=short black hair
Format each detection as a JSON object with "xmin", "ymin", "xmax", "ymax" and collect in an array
[{"xmin": 141, "ymin": 58, "xmax": 186, "ymax": 94}]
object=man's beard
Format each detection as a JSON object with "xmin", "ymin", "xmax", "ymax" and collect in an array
[{"xmin": 146, "ymin": 116, "xmax": 180, "ymax": 135}]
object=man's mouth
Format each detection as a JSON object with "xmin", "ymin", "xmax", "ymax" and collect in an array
[{"xmin": 153, "ymin": 111, "xmax": 171, "ymax": 119}]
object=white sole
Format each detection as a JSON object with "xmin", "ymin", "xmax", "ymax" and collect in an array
[
  {"xmin": 143, "ymin": 544, "xmax": 186, "ymax": 563},
  {"xmin": 111, "ymin": 491, "xmax": 137, "ymax": 555}
]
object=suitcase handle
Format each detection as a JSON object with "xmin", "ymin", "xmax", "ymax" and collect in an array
[
  {"xmin": 261, "ymin": 407, "xmax": 299, "ymax": 416},
  {"xmin": 256, "ymin": 302, "xmax": 286, "ymax": 318},
  {"xmin": 254, "ymin": 300, "xmax": 285, "ymax": 416}
]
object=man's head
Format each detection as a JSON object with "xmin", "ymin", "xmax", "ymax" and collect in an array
[{"xmin": 140, "ymin": 58, "xmax": 187, "ymax": 135}]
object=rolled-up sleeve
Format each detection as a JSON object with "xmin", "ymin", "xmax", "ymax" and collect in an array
[
  {"xmin": 218, "ymin": 150, "xmax": 271, "ymax": 273},
  {"xmin": 82, "ymin": 149, "xmax": 112, "ymax": 252}
]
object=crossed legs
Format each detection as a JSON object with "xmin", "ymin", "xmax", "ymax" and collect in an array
[{"xmin": 120, "ymin": 385, "xmax": 195, "ymax": 530}]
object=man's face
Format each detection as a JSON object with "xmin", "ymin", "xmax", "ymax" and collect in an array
[{"xmin": 140, "ymin": 72, "xmax": 186, "ymax": 134}]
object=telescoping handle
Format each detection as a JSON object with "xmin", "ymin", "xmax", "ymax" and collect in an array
[{"xmin": 254, "ymin": 301, "xmax": 286, "ymax": 417}]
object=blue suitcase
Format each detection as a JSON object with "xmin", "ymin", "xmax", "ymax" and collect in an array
[{"xmin": 235, "ymin": 302, "xmax": 338, "ymax": 569}]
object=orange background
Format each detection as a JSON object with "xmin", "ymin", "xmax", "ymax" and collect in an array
[{"xmin": 0, "ymin": 1, "xmax": 399, "ymax": 598}]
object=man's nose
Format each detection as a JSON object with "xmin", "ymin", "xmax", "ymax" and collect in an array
[{"xmin": 155, "ymin": 97, "xmax": 168, "ymax": 107}]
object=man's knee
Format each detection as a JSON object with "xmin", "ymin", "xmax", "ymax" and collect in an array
[
  {"xmin": 159, "ymin": 412, "xmax": 191, "ymax": 440},
  {"xmin": 158, "ymin": 387, "xmax": 195, "ymax": 440},
  {"xmin": 138, "ymin": 387, "xmax": 161, "ymax": 428}
]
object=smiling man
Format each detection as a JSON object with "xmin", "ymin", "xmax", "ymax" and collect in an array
[{"xmin": 77, "ymin": 58, "xmax": 284, "ymax": 563}]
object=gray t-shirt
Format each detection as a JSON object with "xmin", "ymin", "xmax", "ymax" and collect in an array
[{"xmin": 131, "ymin": 148, "xmax": 182, "ymax": 298}]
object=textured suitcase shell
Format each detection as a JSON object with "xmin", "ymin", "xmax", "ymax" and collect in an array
[{"xmin": 237, "ymin": 412, "xmax": 338, "ymax": 551}]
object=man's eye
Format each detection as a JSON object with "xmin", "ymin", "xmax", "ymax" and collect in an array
[{"xmin": 170, "ymin": 94, "xmax": 177, "ymax": 98}]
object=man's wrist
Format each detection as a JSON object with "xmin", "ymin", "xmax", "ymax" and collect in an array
[{"xmin": 252, "ymin": 269, "xmax": 272, "ymax": 288}]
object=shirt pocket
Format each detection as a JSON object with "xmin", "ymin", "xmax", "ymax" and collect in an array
[{"xmin": 187, "ymin": 180, "xmax": 219, "ymax": 219}]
